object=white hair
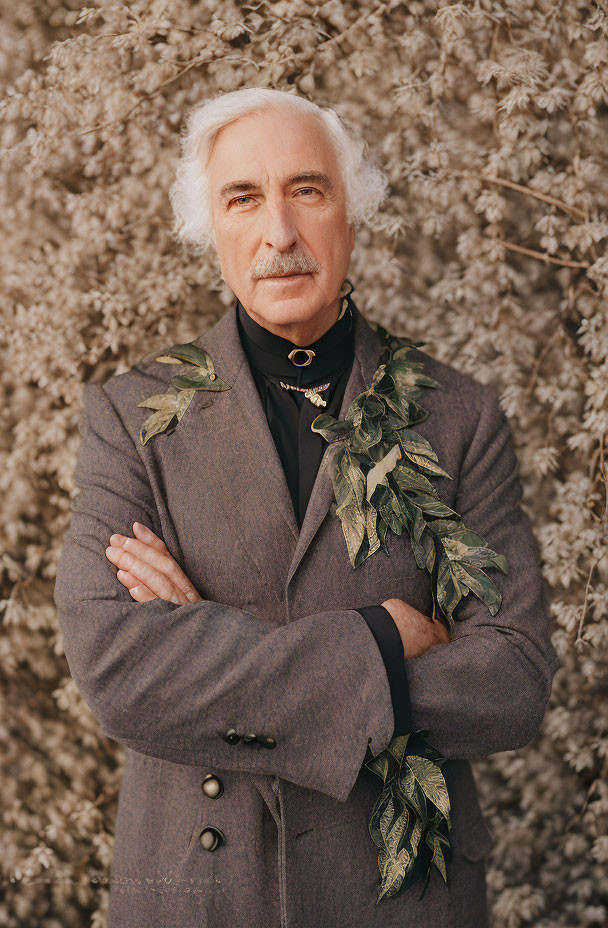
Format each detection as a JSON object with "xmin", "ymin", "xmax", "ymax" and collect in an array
[{"xmin": 168, "ymin": 87, "xmax": 389, "ymax": 255}]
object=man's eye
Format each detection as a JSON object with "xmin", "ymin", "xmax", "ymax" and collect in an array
[{"xmin": 229, "ymin": 188, "xmax": 318, "ymax": 208}]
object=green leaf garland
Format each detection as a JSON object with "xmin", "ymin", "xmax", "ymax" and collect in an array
[
  {"xmin": 363, "ymin": 732, "xmax": 452, "ymax": 902},
  {"xmin": 137, "ymin": 341, "xmax": 231, "ymax": 445},
  {"xmin": 312, "ymin": 325, "xmax": 508, "ymax": 900},
  {"xmin": 311, "ymin": 325, "xmax": 508, "ymax": 631}
]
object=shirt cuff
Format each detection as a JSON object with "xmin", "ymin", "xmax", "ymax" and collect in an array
[{"xmin": 356, "ymin": 604, "xmax": 412, "ymax": 736}]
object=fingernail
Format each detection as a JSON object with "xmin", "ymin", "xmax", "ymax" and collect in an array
[{"xmin": 110, "ymin": 534, "xmax": 125, "ymax": 544}]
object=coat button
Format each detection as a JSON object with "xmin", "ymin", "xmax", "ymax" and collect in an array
[
  {"xmin": 222, "ymin": 727, "xmax": 241, "ymax": 745},
  {"xmin": 242, "ymin": 732, "xmax": 257, "ymax": 744},
  {"xmin": 257, "ymin": 735, "xmax": 277, "ymax": 749},
  {"xmin": 199, "ymin": 826, "xmax": 225, "ymax": 852},
  {"xmin": 201, "ymin": 774, "xmax": 223, "ymax": 799}
]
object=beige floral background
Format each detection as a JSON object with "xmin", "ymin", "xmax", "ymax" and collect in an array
[{"xmin": 1, "ymin": 1, "xmax": 607, "ymax": 925}]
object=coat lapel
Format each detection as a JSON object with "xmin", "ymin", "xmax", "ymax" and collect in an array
[
  {"xmin": 285, "ymin": 306, "xmax": 383, "ymax": 586},
  {"xmin": 183, "ymin": 297, "xmax": 383, "ymax": 585},
  {"xmin": 188, "ymin": 305, "xmax": 301, "ymax": 544}
]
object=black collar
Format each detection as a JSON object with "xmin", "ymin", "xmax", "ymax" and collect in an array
[{"xmin": 236, "ymin": 293, "xmax": 354, "ymax": 386}]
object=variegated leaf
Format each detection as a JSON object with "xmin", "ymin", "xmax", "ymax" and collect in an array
[
  {"xmin": 386, "ymin": 809, "xmax": 409, "ymax": 857},
  {"xmin": 403, "ymin": 756, "xmax": 451, "ymax": 821},
  {"xmin": 140, "ymin": 408, "xmax": 179, "ymax": 445},
  {"xmin": 450, "ymin": 561, "xmax": 503, "ymax": 615},
  {"xmin": 401, "ymin": 450, "xmax": 452, "ymax": 479},
  {"xmin": 386, "ymin": 734, "xmax": 411, "ymax": 766},
  {"xmin": 395, "ymin": 770, "xmax": 428, "ymax": 820},
  {"xmin": 155, "ymin": 342, "xmax": 215, "ymax": 371},
  {"xmin": 136, "ymin": 393, "xmax": 179, "ymax": 411},
  {"xmin": 365, "ymin": 751, "xmax": 391, "ymax": 783},
  {"xmin": 431, "ymin": 836, "xmax": 447, "ymax": 882},
  {"xmin": 377, "ymin": 847, "xmax": 409, "ymax": 902}
]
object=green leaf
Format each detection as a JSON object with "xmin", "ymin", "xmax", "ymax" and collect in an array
[
  {"xmin": 327, "ymin": 445, "xmax": 368, "ymax": 567},
  {"xmin": 401, "ymin": 450, "xmax": 452, "ymax": 479},
  {"xmin": 362, "ymin": 394, "xmax": 385, "ymax": 420},
  {"xmin": 442, "ymin": 536, "xmax": 509, "ymax": 573},
  {"xmin": 376, "ymin": 848, "xmax": 409, "ymax": 902},
  {"xmin": 395, "ymin": 769, "xmax": 428, "ymax": 820},
  {"xmin": 310, "ymin": 413, "xmax": 353, "ymax": 441},
  {"xmin": 425, "ymin": 518, "xmax": 463, "ymax": 538},
  {"xmin": 410, "ymin": 495, "xmax": 460, "ymax": 519},
  {"xmin": 137, "ymin": 342, "xmax": 229, "ymax": 445},
  {"xmin": 409, "ymin": 526, "xmax": 436, "ymax": 573},
  {"xmin": 403, "ymin": 756, "xmax": 451, "ymax": 821},
  {"xmin": 176, "ymin": 389, "xmax": 196, "ymax": 415},
  {"xmin": 136, "ymin": 393, "xmax": 179, "ymax": 411},
  {"xmin": 386, "ymin": 809, "xmax": 409, "ymax": 857},
  {"xmin": 350, "ymin": 418, "xmax": 383, "ymax": 454},
  {"xmin": 394, "ymin": 428, "xmax": 439, "ymax": 461},
  {"xmin": 156, "ymin": 343, "xmax": 215, "ymax": 371},
  {"xmin": 386, "ymin": 734, "xmax": 411, "ymax": 766},
  {"xmin": 365, "ymin": 752, "xmax": 392, "ymax": 783},
  {"xmin": 450, "ymin": 561, "xmax": 503, "ymax": 616},
  {"xmin": 171, "ymin": 370, "xmax": 231, "ymax": 391},
  {"xmin": 140, "ymin": 408, "xmax": 179, "ymax": 445},
  {"xmin": 436, "ymin": 554, "xmax": 464, "ymax": 620},
  {"xmin": 431, "ymin": 836, "xmax": 448, "ymax": 882},
  {"xmin": 391, "ymin": 462, "xmax": 439, "ymax": 497}
]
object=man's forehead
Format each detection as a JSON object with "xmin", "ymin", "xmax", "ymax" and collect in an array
[{"xmin": 208, "ymin": 112, "xmax": 339, "ymax": 198}]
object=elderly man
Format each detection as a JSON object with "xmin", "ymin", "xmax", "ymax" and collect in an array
[{"xmin": 54, "ymin": 87, "xmax": 561, "ymax": 928}]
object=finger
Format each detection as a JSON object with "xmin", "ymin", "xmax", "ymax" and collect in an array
[
  {"xmin": 108, "ymin": 534, "xmax": 198, "ymax": 601},
  {"xmin": 106, "ymin": 545, "xmax": 178, "ymax": 602},
  {"xmin": 132, "ymin": 521, "xmax": 167, "ymax": 553},
  {"xmin": 116, "ymin": 568, "xmax": 158, "ymax": 602}
]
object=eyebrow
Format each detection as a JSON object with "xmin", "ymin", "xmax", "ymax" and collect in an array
[{"xmin": 218, "ymin": 171, "xmax": 336, "ymax": 201}]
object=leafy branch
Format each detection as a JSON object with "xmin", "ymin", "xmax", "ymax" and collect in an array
[
  {"xmin": 137, "ymin": 342, "xmax": 231, "ymax": 445},
  {"xmin": 311, "ymin": 325, "xmax": 508, "ymax": 632}
]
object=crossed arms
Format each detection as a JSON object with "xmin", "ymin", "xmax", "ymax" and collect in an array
[{"xmin": 53, "ymin": 380, "xmax": 561, "ymax": 803}]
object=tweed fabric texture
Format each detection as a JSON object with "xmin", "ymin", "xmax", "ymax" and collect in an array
[{"xmin": 54, "ymin": 301, "xmax": 561, "ymax": 927}]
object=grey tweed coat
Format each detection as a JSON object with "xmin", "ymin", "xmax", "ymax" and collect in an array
[{"xmin": 54, "ymin": 299, "xmax": 561, "ymax": 928}]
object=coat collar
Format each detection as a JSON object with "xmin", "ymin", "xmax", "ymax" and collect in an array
[{"xmin": 163, "ymin": 297, "xmax": 383, "ymax": 586}]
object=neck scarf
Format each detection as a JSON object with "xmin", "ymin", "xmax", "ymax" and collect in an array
[{"xmin": 235, "ymin": 289, "xmax": 354, "ymax": 393}]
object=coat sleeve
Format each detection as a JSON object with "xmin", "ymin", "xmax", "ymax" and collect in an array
[
  {"xmin": 403, "ymin": 384, "xmax": 562, "ymax": 759},
  {"xmin": 53, "ymin": 382, "xmax": 395, "ymax": 803}
]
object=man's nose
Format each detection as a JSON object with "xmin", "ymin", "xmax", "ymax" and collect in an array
[{"xmin": 262, "ymin": 196, "xmax": 298, "ymax": 252}]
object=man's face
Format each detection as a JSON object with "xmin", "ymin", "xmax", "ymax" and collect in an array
[{"xmin": 207, "ymin": 106, "xmax": 355, "ymax": 343}]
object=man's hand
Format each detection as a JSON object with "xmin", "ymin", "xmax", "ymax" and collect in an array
[
  {"xmin": 381, "ymin": 598, "xmax": 450, "ymax": 658},
  {"xmin": 105, "ymin": 521, "xmax": 202, "ymax": 604}
]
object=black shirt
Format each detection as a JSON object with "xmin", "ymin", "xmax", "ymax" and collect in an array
[{"xmin": 236, "ymin": 291, "xmax": 412, "ymax": 737}]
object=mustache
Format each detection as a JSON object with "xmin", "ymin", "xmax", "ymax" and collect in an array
[{"xmin": 251, "ymin": 252, "xmax": 321, "ymax": 278}]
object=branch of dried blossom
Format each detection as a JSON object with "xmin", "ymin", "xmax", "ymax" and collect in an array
[
  {"xmin": 481, "ymin": 174, "xmax": 587, "ymax": 222},
  {"xmin": 527, "ymin": 329, "xmax": 563, "ymax": 396},
  {"xmin": 280, "ymin": 0, "xmax": 391, "ymax": 70},
  {"xmin": 575, "ymin": 551, "xmax": 607, "ymax": 646},
  {"xmin": 75, "ymin": 53, "xmax": 217, "ymax": 137},
  {"xmin": 490, "ymin": 237, "xmax": 591, "ymax": 269},
  {"xmin": 74, "ymin": 3, "xmax": 391, "ymax": 138}
]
